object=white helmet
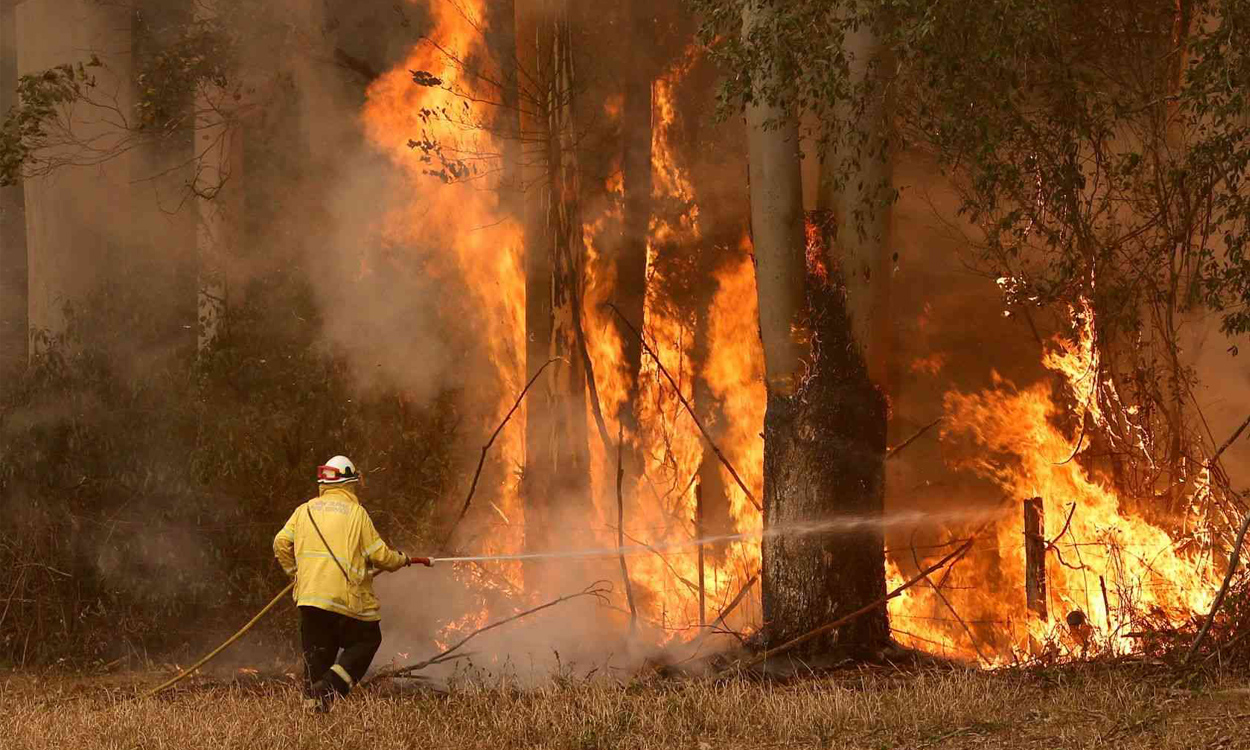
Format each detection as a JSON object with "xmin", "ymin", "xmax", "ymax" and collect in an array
[{"xmin": 317, "ymin": 455, "xmax": 360, "ymax": 485}]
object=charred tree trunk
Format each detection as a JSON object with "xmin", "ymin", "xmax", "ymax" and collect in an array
[
  {"xmin": 520, "ymin": 0, "xmax": 592, "ymax": 555},
  {"xmin": 748, "ymin": 0, "xmax": 889, "ymax": 655},
  {"xmin": 519, "ymin": 0, "xmax": 553, "ymax": 553},
  {"xmin": 760, "ymin": 261, "xmax": 890, "ymax": 653},
  {"xmin": 489, "ymin": 0, "xmax": 522, "ymax": 216},
  {"xmin": 692, "ymin": 289, "xmax": 733, "ymax": 545},
  {"xmin": 810, "ymin": 4, "xmax": 893, "ymax": 652},
  {"xmin": 0, "ymin": 0, "xmax": 27, "ymax": 378},
  {"xmin": 616, "ymin": 0, "xmax": 654, "ymax": 436}
]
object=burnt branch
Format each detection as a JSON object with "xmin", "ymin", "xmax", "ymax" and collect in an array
[
  {"xmin": 732, "ymin": 537, "xmax": 978, "ymax": 672},
  {"xmin": 441, "ymin": 357, "xmax": 562, "ymax": 551}
]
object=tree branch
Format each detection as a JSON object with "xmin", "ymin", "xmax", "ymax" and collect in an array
[
  {"xmin": 1184, "ymin": 506, "xmax": 1250, "ymax": 665},
  {"xmin": 607, "ymin": 303, "xmax": 762, "ymax": 512},
  {"xmin": 441, "ymin": 357, "xmax": 561, "ymax": 550}
]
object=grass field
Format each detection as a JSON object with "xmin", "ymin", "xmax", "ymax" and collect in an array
[{"xmin": 3, "ymin": 663, "xmax": 1248, "ymax": 749}]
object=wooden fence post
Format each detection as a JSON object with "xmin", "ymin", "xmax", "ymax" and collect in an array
[{"xmin": 1024, "ymin": 497, "xmax": 1047, "ymax": 621}]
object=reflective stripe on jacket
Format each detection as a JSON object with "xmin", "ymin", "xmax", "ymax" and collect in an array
[{"xmin": 273, "ymin": 485, "xmax": 407, "ymax": 621}]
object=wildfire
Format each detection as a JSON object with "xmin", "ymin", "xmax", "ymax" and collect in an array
[
  {"xmin": 360, "ymin": 0, "xmax": 1220, "ymax": 664},
  {"xmin": 362, "ymin": 0, "xmax": 525, "ymax": 597},
  {"xmin": 890, "ymin": 305, "xmax": 1220, "ymax": 662}
]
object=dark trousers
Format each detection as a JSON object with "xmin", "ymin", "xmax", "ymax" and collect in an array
[{"xmin": 298, "ymin": 605, "xmax": 382, "ymax": 697}]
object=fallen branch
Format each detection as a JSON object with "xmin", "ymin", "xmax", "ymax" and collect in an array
[
  {"xmin": 886, "ymin": 417, "xmax": 944, "ymax": 461},
  {"xmin": 910, "ymin": 535, "xmax": 988, "ymax": 664},
  {"xmin": 441, "ymin": 357, "xmax": 561, "ymax": 550},
  {"xmin": 607, "ymin": 303, "xmax": 761, "ymax": 512},
  {"xmin": 731, "ymin": 537, "xmax": 976, "ymax": 672},
  {"xmin": 368, "ymin": 582, "xmax": 612, "ymax": 683},
  {"xmin": 1184, "ymin": 507, "xmax": 1250, "ymax": 665}
]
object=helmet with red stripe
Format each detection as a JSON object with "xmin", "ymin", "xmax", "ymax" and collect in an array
[{"xmin": 316, "ymin": 455, "xmax": 360, "ymax": 485}]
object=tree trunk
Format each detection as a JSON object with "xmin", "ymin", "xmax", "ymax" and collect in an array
[
  {"xmin": 806, "ymin": 6, "xmax": 893, "ymax": 654},
  {"xmin": 131, "ymin": 0, "xmax": 198, "ymax": 364},
  {"xmin": 758, "ymin": 218, "xmax": 890, "ymax": 652},
  {"xmin": 0, "ymin": 0, "xmax": 27, "ymax": 378},
  {"xmin": 748, "ymin": 0, "xmax": 890, "ymax": 654},
  {"xmin": 616, "ymin": 0, "xmax": 654, "ymax": 438},
  {"xmin": 817, "ymin": 8, "xmax": 894, "ymax": 392},
  {"xmin": 692, "ymin": 290, "xmax": 733, "ymax": 544},
  {"xmin": 490, "ymin": 0, "xmax": 522, "ymax": 217},
  {"xmin": 520, "ymin": 0, "xmax": 592, "ymax": 556}
]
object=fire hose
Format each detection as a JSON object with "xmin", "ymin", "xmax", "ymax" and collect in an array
[
  {"xmin": 144, "ymin": 556, "xmax": 434, "ymax": 698},
  {"xmin": 144, "ymin": 581, "xmax": 295, "ymax": 698}
]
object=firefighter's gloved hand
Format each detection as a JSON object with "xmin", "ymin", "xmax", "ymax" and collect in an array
[{"xmin": 401, "ymin": 553, "xmax": 433, "ymax": 568}]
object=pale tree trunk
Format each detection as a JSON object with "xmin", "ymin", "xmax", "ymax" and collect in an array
[
  {"xmin": 194, "ymin": 0, "xmax": 243, "ymax": 353},
  {"xmin": 749, "ymin": 0, "xmax": 890, "ymax": 655},
  {"xmin": 519, "ymin": 0, "xmax": 592, "ymax": 555},
  {"xmin": 131, "ymin": 0, "xmax": 198, "ymax": 363},
  {"xmin": 0, "ymin": 0, "xmax": 27, "ymax": 378},
  {"xmin": 811, "ymin": 6, "xmax": 893, "ymax": 652},
  {"xmin": 817, "ymin": 8, "xmax": 894, "ymax": 392}
]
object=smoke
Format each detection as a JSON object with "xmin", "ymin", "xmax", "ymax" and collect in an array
[
  {"xmin": 12, "ymin": 0, "xmax": 1247, "ymax": 672},
  {"xmin": 1183, "ymin": 316, "xmax": 1250, "ymax": 491}
]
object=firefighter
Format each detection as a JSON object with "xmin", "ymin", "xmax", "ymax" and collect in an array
[{"xmin": 273, "ymin": 454, "xmax": 432, "ymax": 712}]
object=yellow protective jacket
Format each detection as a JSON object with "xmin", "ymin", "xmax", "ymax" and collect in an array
[{"xmin": 273, "ymin": 485, "xmax": 408, "ymax": 621}]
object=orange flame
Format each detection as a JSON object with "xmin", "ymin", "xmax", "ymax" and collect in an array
[{"xmin": 361, "ymin": 2, "xmax": 1218, "ymax": 661}]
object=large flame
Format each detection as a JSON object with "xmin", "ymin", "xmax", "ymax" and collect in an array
[
  {"xmin": 361, "ymin": 0, "xmax": 1220, "ymax": 661},
  {"xmin": 889, "ymin": 302, "xmax": 1219, "ymax": 662},
  {"xmin": 362, "ymin": 0, "xmax": 525, "ymax": 610}
]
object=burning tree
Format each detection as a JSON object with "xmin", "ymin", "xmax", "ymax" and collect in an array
[
  {"xmin": 7, "ymin": 0, "xmax": 1250, "ymax": 669},
  {"xmin": 737, "ymin": 0, "xmax": 892, "ymax": 654}
]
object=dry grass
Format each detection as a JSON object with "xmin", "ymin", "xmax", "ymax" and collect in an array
[{"xmin": 2, "ymin": 665, "xmax": 1248, "ymax": 749}]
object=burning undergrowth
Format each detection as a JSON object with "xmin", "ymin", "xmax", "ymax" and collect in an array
[{"xmin": 348, "ymin": 0, "xmax": 1244, "ymax": 678}]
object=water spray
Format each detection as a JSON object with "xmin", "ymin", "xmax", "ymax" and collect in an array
[{"xmin": 429, "ymin": 506, "xmax": 1007, "ymax": 565}]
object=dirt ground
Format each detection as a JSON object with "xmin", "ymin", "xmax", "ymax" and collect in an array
[{"xmin": 2, "ymin": 662, "xmax": 1247, "ymax": 749}]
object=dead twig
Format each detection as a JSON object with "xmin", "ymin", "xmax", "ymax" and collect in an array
[
  {"xmin": 1207, "ymin": 414, "xmax": 1250, "ymax": 470},
  {"xmin": 572, "ymin": 283, "xmax": 615, "ymax": 453},
  {"xmin": 711, "ymin": 572, "xmax": 759, "ymax": 631},
  {"xmin": 886, "ymin": 417, "xmax": 944, "ymax": 461},
  {"xmin": 1204, "ymin": 628, "xmax": 1250, "ymax": 663},
  {"xmin": 368, "ymin": 582, "xmax": 612, "ymax": 683},
  {"xmin": 442, "ymin": 357, "xmax": 561, "ymax": 550},
  {"xmin": 673, "ymin": 572, "xmax": 761, "ymax": 665},
  {"xmin": 731, "ymin": 537, "xmax": 976, "ymax": 672},
  {"xmin": 1184, "ymin": 507, "xmax": 1250, "ymax": 665},
  {"xmin": 607, "ymin": 303, "xmax": 761, "ymax": 512},
  {"xmin": 617, "ymin": 526, "xmax": 700, "ymax": 594},
  {"xmin": 617, "ymin": 425, "xmax": 638, "ymax": 633}
]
